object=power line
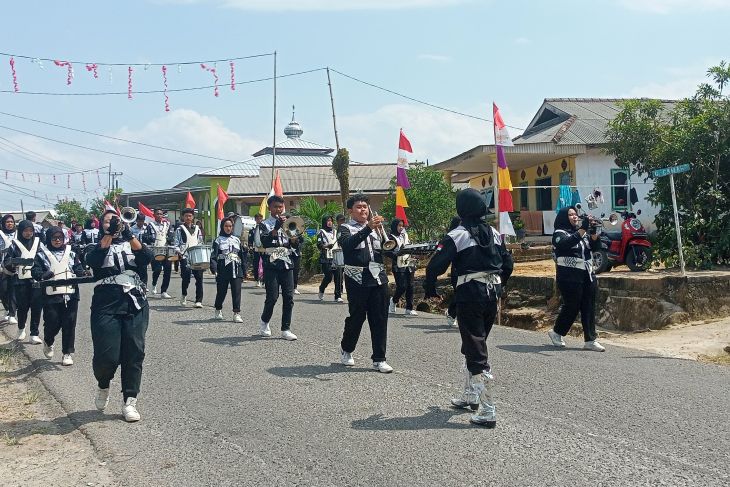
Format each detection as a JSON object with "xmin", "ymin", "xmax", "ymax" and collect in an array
[
  {"xmin": 0, "ymin": 137, "xmax": 78, "ymax": 173},
  {"xmin": 0, "ymin": 51, "xmax": 274, "ymax": 67}
]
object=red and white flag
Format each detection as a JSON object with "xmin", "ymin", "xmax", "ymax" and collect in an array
[
  {"xmin": 397, "ymin": 129, "xmax": 413, "ymax": 169},
  {"xmin": 185, "ymin": 192, "xmax": 196, "ymax": 209},
  {"xmin": 216, "ymin": 184, "xmax": 229, "ymax": 221},
  {"xmin": 138, "ymin": 202, "xmax": 154, "ymax": 219},
  {"xmin": 103, "ymin": 200, "xmax": 118, "ymax": 215},
  {"xmin": 493, "ymin": 103, "xmax": 514, "ymax": 147}
]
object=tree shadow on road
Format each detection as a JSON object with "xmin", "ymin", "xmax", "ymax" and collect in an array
[
  {"xmin": 148, "ymin": 305, "xmax": 187, "ymax": 314},
  {"xmin": 200, "ymin": 335, "xmax": 266, "ymax": 347},
  {"xmin": 401, "ymin": 323, "xmax": 459, "ymax": 334},
  {"xmin": 351, "ymin": 406, "xmax": 474, "ymax": 431},
  {"xmin": 0, "ymin": 409, "xmax": 123, "ymax": 440},
  {"xmin": 267, "ymin": 363, "xmax": 371, "ymax": 381},
  {"xmin": 0, "ymin": 356, "xmax": 62, "ymax": 384},
  {"xmin": 497, "ymin": 344, "xmax": 582, "ymax": 356}
]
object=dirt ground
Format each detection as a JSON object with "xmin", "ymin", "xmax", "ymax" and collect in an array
[{"xmin": 0, "ymin": 333, "xmax": 118, "ymax": 487}]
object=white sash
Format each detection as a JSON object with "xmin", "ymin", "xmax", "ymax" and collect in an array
[
  {"xmin": 42, "ymin": 247, "xmax": 74, "ymax": 295},
  {"xmin": 17, "ymin": 238, "xmax": 39, "ymax": 280},
  {"xmin": 153, "ymin": 221, "xmax": 169, "ymax": 247},
  {"xmin": 179, "ymin": 225, "xmax": 200, "ymax": 255}
]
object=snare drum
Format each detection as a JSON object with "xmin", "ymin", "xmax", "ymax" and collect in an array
[
  {"xmin": 187, "ymin": 245, "xmax": 212, "ymax": 270},
  {"xmin": 151, "ymin": 246, "xmax": 168, "ymax": 261},
  {"xmin": 166, "ymin": 246, "xmax": 179, "ymax": 262},
  {"xmin": 332, "ymin": 249, "xmax": 344, "ymax": 268}
]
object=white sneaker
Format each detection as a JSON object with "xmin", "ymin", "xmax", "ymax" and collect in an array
[
  {"xmin": 161, "ymin": 292, "xmax": 172, "ymax": 299},
  {"xmin": 470, "ymin": 372, "xmax": 497, "ymax": 428},
  {"xmin": 373, "ymin": 361, "xmax": 393, "ymax": 374},
  {"xmin": 180, "ymin": 297, "xmax": 187, "ymax": 306},
  {"xmin": 43, "ymin": 342, "xmax": 54, "ymax": 359},
  {"xmin": 404, "ymin": 309, "xmax": 418, "ymax": 316},
  {"xmin": 8, "ymin": 316, "xmax": 18, "ymax": 325},
  {"xmin": 281, "ymin": 330, "xmax": 298, "ymax": 341},
  {"xmin": 122, "ymin": 397, "xmax": 141, "ymax": 422},
  {"xmin": 194, "ymin": 302, "xmax": 203, "ymax": 308},
  {"xmin": 62, "ymin": 354, "xmax": 74, "ymax": 366},
  {"xmin": 1, "ymin": 314, "xmax": 8, "ymax": 323},
  {"xmin": 17, "ymin": 328, "xmax": 26, "ymax": 341},
  {"xmin": 318, "ymin": 292, "xmax": 324, "ymax": 301},
  {"xmin": 259, "ymin": 320, "xmax": 271, "ymax": 337},
  {"xmin": 233, "ymin": 313, "xmax": 243, "ymax": 323},
  {"xmin": 388, "ymin": 298, "xmax": 396, "ymax": 314},
  {"xmin": 257, "ymin": 281, "xmax": 263, "ymax": 288},
  {"xmin": 95, "ymin": 387, "xmax": 110, "ymax": 411},
  {"xmin": 30, "ymin": 335, "xmax": 43, "ymax": 345},
  {"xmin": 340, "ymin": 347, "xmax": 355, "ymax": 366},
  {"xmin": 335, "ymin": 297, "xmax": 344, "ymax": 303},
  {"xmin": 584, "ymin": 340, "xmax": 606, "ymax": 352},
  {"xmin": 152, "ymin": 285, "xmax": 158, "ymax": 294},
  {"xmin": 446, "ymin": 313, "xmax": 457, "ymax": 328},
  {"xmin": 293, "ymin": 289, "xmax": 301, "ymax": 295},
  {"xmin": 548, "ymin": 330, "xmax": 566, "ymax": 348},
  {"xmin": 214, "ymin": 309, "xmax": 223, "ymax": 320}
]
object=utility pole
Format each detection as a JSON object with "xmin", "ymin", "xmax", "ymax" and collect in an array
[{"xmin": 110, "ymin": 172, "xmax": 123, "ymax": 192}]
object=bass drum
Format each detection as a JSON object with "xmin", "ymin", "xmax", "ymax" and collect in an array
[{"xmin": 187, "ymin": 245, "xmax": 212, "ymax": 271}]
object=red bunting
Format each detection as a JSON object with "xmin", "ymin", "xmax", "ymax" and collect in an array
[
  {"xmin": 229, "ymin": 61, "xmax": 235, "ymax": 91},
  {"xmin": 128, "ymin": 66, "xmax": 133, "ymax": 99},
  {"xmin": 200, "ymin": 63, "xmax": 219, "ymax": 97},
  {"xmin": 162, "ymin": 65, "xmax": 170, "ymax": 112},
  {"xmin": 86, "ymin": 63, "xmax": 98, "ymax": 78},
  {"xmin": 9, "ymin": 57, "xmax": 19, "ymax": 92},
  {"xmin": 53, "ymin": 60, "xmax": 74, "ymax": 85}
]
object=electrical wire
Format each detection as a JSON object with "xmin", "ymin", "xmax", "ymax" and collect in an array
[{"xmin": 0, "ymin": 51, "xmax": 274, "ymax": 67}]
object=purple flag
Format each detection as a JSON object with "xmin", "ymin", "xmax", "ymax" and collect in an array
[{"xmin": 396, "ymin": 166, "xmax": 411, "ymax": 189}]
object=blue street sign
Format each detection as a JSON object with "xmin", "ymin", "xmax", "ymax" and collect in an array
[{"xmin": 652, "ymin": 163, "xmax": 691, "ymax": 178}]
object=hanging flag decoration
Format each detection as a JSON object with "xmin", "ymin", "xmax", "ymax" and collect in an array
[
  {"xmin": 9, "ymin": 56, "xmax": 19, "ymax": 92},
  {"xmin": 229, "ymin": 61, "xmax": 235, "ymax": 91},
  {"xmin": 86, "ymin": 63, "xmax": 98, "ymax": 78},
  {"xmin": 394, "ymin": 129, "xmax": 412, "ymax": 226},
  {"xmin": 185, "ymin": 191, "xmax": 196, "ymax": 209},
  {"xmin": 162, "ymin": 65, "xmax": 170, "ymax": 112},
  {"xmin": 31, "ymin": 58, "xmax": 44, "ymax": 69},
  {"xmin": 127, "ymin": 66, "xmax": 133, "ymax": 99},
  {"xmin": 216, "ymin": 184, "xmax": 229, "ymax": 220},
  {"xmin": 53, "ymin": 174, "xmax": 57, "ymax": 184},
  {"xmin": 37, "ymin": 173, "xmax": 41, "ymax": 183},
  {"xmin": 96, "ymin": 170, "xmax": 101, "ymax": 187},
  {"xmin": 493, "ymin": 103, "xmax": 515, "ymax": 236},
  {"xmin": 200, "ymin": 63, "xmax": 219, "ymax": 97},
  {"xmin": 138, "ymin": 202, "xmax": 155, "ymax": 219},
  {"xmin": 82, "ymin": 173, "xmax": 87, "ymax": 190},
  {"xmin": 53, "ymin": 60, "xmax": 74, "ymax": 85}
]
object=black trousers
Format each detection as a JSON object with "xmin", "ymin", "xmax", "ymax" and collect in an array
[
  {"xmin": 43, "ymin": 300, "xmax": 78, "ymax": 354},
  {"xmin": 16, "ymin": 281, "xmax": 42, "ymax": 335},
  {"xmin": 457, "ymin": 299, "xmax": 498, "ymax": 375},
  {"xmin": 554, "ymin": 276, "xmax": 598, "ymax": 342},
  {"xmin": 292, "ymin": 255, "xmax": 301, "ymax": 289},
  {"xmin": 447, "ymin": 300, "xmax": 457, "ymax": 319},
  {"xmin": 261, "ymin": 268, "xmax": 294, "ymax": 331},
  {"xmin": 90, "ymin": 306, "xmax": 149, "ymax": 400},
  {"xmin": 341, "ymin": 278, "xmax": 388, "ymax": 362},
  {"xmin": 180, "ymin": 259, "xmax": 204, "ymax": 302},
  {"xmin": 392, "ymin": 269, "xmax": 414, "ymax": 310},
  {"xmin": 215, "ymin": 276, "xmax": 242, "ymax": 312},
  {"xmin": 151, "ymin": 259, "xmax": 172, "ymax": 292},
  {"xmin": 319, "ymin": 262, "xmax": 342, "ymax": 299},
  {"xmin": 136, "ymin": 264, "xmax": 149, "ymax": 286},
  {"xmin": 251, "ymin": 252, "xmax": 263, "ymax": 281},
  {"xmin": 0, "ymin": 274, "xmax": 16, "ymax": 317}
]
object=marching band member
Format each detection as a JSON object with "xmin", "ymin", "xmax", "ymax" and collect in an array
[
  {"xmin": 26, "ymin": 211, "xmax": 46, "ymax": 245},
  {"xmin": 424, "ymin": 189, "xmax": 513, "ymax": 427},
  {"xmin": 130, "ymin": 213, "xmax": 149, "ymax": 286},
  {"xmin": 445, "ymin": 216, "xmax": 461, "ymax": 328},
  {"xmin": 317, "ymin": 215, "xmax": 343, "ymax": 302},
  {"xmin": 86, "ymin": 210, "xmax": 152, "ymax": 422},
  {"xmin": 143, "ymin": 208, "xmax": 173, "ymax": 298},
  {"xmin": 291, "ymin": 231, "xmax": 302, "ymax": 296},
  {"xmin": 335, "ymin": 214, "xmax": 346, "ymax": 299},
  {"xmin": 248, "ymin": 213, "xmax": 264, "ymax": 287},
  {"xmin": 387, "ymin": 218, "xmax": 417, "ymax": 316},
  {"xmin": 81, "ymin": 218, "xmax": 100, "ymax": 246},
  {"xmin": 258, "ymin": 195, "xmax": 298, "ymax": 340},
  {"xmin": 0, "ymin": 214, "xmax": 18, "ymax": 325},
  {"xmin": 3, "ymin": 220, "xmax": 44, "ymax": 343},
  {"xmin": 71, "ymin": 222, "xmax": 84, "ymax": 250},
  {"xmin": 174, "ymin": 208, "xmax": 205, "ymax": 307},
  {"xmin": 337, "ymin": 194, "xmax": 392, "ymax": 373},
  {"xmin": 210, "ymin": 218, "xmax": 245, "ymax": 323},
  {"xmin": 32, "ymin": 226, "xmax": 86, "ymax": 366}
]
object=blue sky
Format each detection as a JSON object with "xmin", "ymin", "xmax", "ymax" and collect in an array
[{"xmin": 0, "ymin": 0, "xmax": 727, "ymax": 210}]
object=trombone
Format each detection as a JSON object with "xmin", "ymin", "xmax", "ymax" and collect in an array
[{"xmin": 368, "ymin": 205, "xmax": 397, "ymax": 251}]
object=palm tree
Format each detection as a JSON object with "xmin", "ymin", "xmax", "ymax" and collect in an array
[{"xmin": 290, "ymin": 197, "xmax": 342, "ymax": 229}]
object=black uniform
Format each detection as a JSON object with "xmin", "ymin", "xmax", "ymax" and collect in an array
[
  {"xmin": 130, "ymin": 222, "xmax": 149, "ymax": 285},
  {"xmin": 386, "ymin": 221, "xmax": 415, "ymax": 312},
  {"xmin": 0, "ymin": 216, "xmax": 17, "ymax": 319},
  {"xmin": 210, "ymin": 232, "xmax": 246, "ymax": 313},
  {"xmin": 259, "ymin": 216, "xmax": 299, "ymax": 330},
  {"xmin": 551, "ymin": 208, "xmax": 601, "ymax": 342},
  {"xmin": 143, "ymin": 220, "xmax": 173, "ymax": 293},
  {"xmin": 174, "ymin": 223, "xmax": 204, "ymax": 303},
  {"xmin": 85, "ymin": 229, "xmax": 152, "ymax": 400},
  {"xmin": 3, "ymin": 221, "xmax": 43, "ymax": 336},
  {"xmin": 248, "ymin": 228, "xmax": 263, "ymax": 283},
  {"xmin": 338, "ymin": 219, "xmax": 389, "ymax": 362},
  {"xmin": 317, "ymin": 218, "xmax": 342, "ymax": 300}
]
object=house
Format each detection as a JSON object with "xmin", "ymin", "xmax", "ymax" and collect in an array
[{"xmin": 432, "ymin": 98, "xmax": 674, "ymax": 234}]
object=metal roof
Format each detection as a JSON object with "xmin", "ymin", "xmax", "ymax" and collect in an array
[{"xmin": 252, "ymin": 137, "xmax": 334, "ymax": 156}]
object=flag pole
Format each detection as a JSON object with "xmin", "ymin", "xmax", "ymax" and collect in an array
[
  {"xmin": 492, "ymin": 103, "xmax": 500, "ymax": 227},
  {"xmin": 271, "ymin": 50, "xmax": 277, "ymax": 187}
]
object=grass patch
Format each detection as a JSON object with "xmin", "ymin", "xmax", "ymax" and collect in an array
[
  {"xmin": 22, "ymin": 390, "xmax": 41, "ymax": 405},
  {"xmin": 4, "ymin": 432, "xmax": 20, "ymax": 446},
  {"xmin": 0, "ymin": 346, "xmax": 16, "ymax": 367},
  {"xmin": 30, "ymin": 426, "xmax": 51, "ymax": 435},
  {"xmin": 699, "ymin": 353, "xmax": 730, "ymax": 366}
]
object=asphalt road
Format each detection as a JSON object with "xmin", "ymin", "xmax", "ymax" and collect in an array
[{"xmin": 2, "ymin": 273, "xmax": 729, "ymax": 486}]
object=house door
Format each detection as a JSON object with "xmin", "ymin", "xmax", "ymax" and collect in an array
[{"xmin": 535, "ymin": 177, "xmax": 552, "ymax": 210}]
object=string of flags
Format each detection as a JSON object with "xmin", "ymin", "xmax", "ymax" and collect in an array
[
  {"xmin": 493, "ymin": 103, "xmax": 516, "ymax": 237},
  {"xmin": 2, "ymin": 167, "xmax": 106, "ymax": 189},
  {"xmin": 395, "ymin": 130, "xmax": 412, "ymax": 226}
]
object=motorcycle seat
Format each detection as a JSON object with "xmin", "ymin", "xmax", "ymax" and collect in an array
[{"xmin": 604, "ymin": 231, "xmax": 623, "ymax": 241}]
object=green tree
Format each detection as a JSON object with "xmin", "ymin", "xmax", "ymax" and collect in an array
[
  {"xmin": 290, "ymin": 197, "xmax": 342, "ymax": 274},
  {"xmin": 605, "ymin": 61, "xmax": 730, "ymax": 268},
  {"xmin": 54, "ymin": 199, "xmax": 88, "ymax": 226},
  {"xmin": 380, "ymin": 166, "xmax": 456, "ymax": 242}
]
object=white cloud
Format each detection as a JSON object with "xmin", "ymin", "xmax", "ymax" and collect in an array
[
  {"xmin": 158, "ymin": 0, "xmax": 473, "ymax": 11},
  {"xmin": 417, "ymin": 54, "xmax": 452, "ymax": 62},
  {"xmin": 514, "ymin": 37, "xmax": 531, "ymax": 45},
  {"xmin": 617, "ymin": 0, "xmax": 730, "ymax": 14},
  {"xmin": 623, "ymin": 60, "xmax": 722, "ymax": 99}
]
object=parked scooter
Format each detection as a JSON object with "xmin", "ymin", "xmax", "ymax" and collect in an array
[{"xmin": 593, "ymin": 209, "xmax": 652, "ymax": 273}]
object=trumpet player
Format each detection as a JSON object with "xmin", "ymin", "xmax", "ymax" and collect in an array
[
  {"xmin": 337, "ymin": 194, "xmax": 393, "ymax": 373},
  {"xmin": 174, "ymin": 208, "xmax": 205, "ymax": 308},
  {"xmin": 257, "ymin": 195, "xmax": 298, "ymax": 341},
  {"xmin": 386, "ymin": 218, "xmax": 417, "ymax": 316}
]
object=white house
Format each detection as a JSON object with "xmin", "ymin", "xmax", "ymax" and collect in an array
[{"xmin": 432, "ymin": 98, "xmax": 674, "ymax": 234}]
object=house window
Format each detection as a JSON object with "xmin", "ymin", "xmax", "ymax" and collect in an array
[
  {"xmin": 535, "ymin": 177, "xmax": 552, "ymax": 211},
  {"xmin": 519, "ymin": 183, "xmax": 529, "ymax": 210},
  {"xmin": 611, "ymin": 169, "xmax": 628, "ymax": 210}
]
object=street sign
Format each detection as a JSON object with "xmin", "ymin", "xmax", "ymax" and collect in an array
[{"xmin": 652, "ymin": 163, "xmax": 690, "ymax": 178}]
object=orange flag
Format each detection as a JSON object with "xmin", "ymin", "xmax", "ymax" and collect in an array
[
  {"xmin": 272, "ymin": 169, "xmax": 283, "ymax": 197},
  {"xmin": 185, "ymin": 192, "xmax": 195, "ymax": 209},
  {"xmin": 216, "ymin": 185, "xmax": 229, "ymax": 220}
]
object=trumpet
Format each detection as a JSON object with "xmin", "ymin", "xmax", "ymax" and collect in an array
[
  {"xmin": 575, "ymin": 203, "xmax": 609, "ymax": 234},
  {"xmin": 284, "ymin": 216, "xmax": 306, "ymax": 242},
  {"xmin": 368, "ymin": 205, "xmax": 397, "ymax": 251},
  {"xmin": 120, "ymin": 207, "xmax": 138, "ymax": 225}
]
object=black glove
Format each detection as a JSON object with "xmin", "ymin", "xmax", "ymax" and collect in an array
[
  {"xmin": 106, "ymin": 216, "xmax": 120, "ymax": 236},
  {"xmin": 580, "ymin": 217, "xmax": 590, "ymax": 231},
  {"xmin": 120, "ymin": 225, "xmax": 134, "ymax": 242},
  {"xmin": 41, "ymin": 270, "xmax": 55, "ymax": 281}
]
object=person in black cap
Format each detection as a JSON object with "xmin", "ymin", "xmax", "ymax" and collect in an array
[
  {"xmin": 316, "ymin": 215, "xmax": 343, "ymax": 303},
  {"xmin": 174, "ymin": 208, "xmax": 205, "ymax": 307},
  {"xmin": 32, "ymin": 226, "xmax": 86, "ymax": 366},
  {"xmin": 424, "ymin": 189, "xmax": 513, "ymax": 427},
  {"xmin": 86, "ymin": 209, "xmax": 153, "ymax": 422}
]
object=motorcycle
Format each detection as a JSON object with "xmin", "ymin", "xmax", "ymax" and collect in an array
[{"xmin": 593, "ymin": 209, "xmax": 653, "ymax": 273}]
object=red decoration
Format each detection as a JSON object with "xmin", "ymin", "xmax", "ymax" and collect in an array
[
  {"xmin": 67, "ymin": 174, "xmax": 70, "ymax": 188},
  {"xmin": 53, "ymin": 60, "xmax": 74, "ymax": 85},
  {"xmin": 128, "ymin": 66, "xmax": 133, "ymax": 99},
  {"xmin": 200, "ymin": 63, "xmax": 219, "ymax": 97},
  {"xmin": 4, "ymin": 171, "xmax": 7, "ymax": 179},
  {"xmin": 9, "ymin": 57, "xmax": 19, "ymax": 92},
  {"xmin": 229, "ymin": 61, "xmax": 235, "ymax": 91},
  {"xmin": 37, "ymin": 174, "xmax": 41, "ymax": 183},
  {"xmin": 53, "ymin": 174, "xmax": 56, "ymax": 184},
  {"xmin": 86, "ymin": 63, "xmax": 99, "ymax": 78},
  {"xmin": 21, "ymin": 173, "xmax": 25, "ymax": 182},
  {"xmin": 162, "ymin": 65, "xmax": 170, "ymax": 112}
]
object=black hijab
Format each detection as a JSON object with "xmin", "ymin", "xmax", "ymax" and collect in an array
[
  {"xmin": 456, "ymin": 189, "xmax": 495, "ymax": 252},
  {"xmin": 16, "ymin": 220, "xmax": 35, "ymax": 249},
  {"xmin": 554, "ymin": 207, "xmax": 576, "ymax": 231},
  {"xmin": 1, "ymin": 214, "xmax": 15, "ymax": 234},
  {"xmin": 321, "ymin": 215, "xmax": 333, "ymax": 230},
  {"xmin": 45, "ymin": 226, "xmax": 66, "ymax": 251},
  {"xmin": 448, "ymin": 216, "xmax": 461, "ymax": 232},
  {"xmin": 390, "ymin": 218, "xmax": 404, "ymax": 235},
  {"xmin": 219, "ymin": 218, "xmax": 233, "ymax": 237}
]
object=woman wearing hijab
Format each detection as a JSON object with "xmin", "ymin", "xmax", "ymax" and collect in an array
[
  {"xmin": 0, "ymin": 214, "xmax": 18, "ymax": 325},
  {"xmin": 387, "ymin": 218, "xmax": 417, "ymax": 316},
  {"xmin": 85, "ymin": 210, "xmax": 153, "ymax": 422},
  {"xmin": 3, "ymin": 220, "xmax": 43, "ymax": 342},
  {"xmin": 317, "ymin": 215, "xmax": 343, "ymax": 302},
  {"xmin": 31, "ymin": 226, "xmax": 86, "ymax": 366},
  {"xmin": 210, "ymin": 217, "xmax": 246, "ymax": 322},
  {"xmin": 424, "ymin": 189, "xmax": 513, "ymax": 427},
  {"xmin": 548, "ymin": 207, "xmax": 605, "ymax": 352}
]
